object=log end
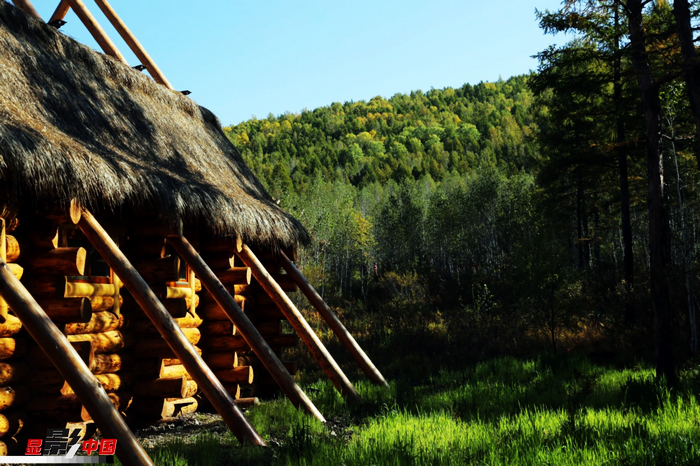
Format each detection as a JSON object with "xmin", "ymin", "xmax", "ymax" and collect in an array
[
  {"xmin": 182, "ymin": 379, "xmax": 198, "ymax": 398},
  {"xmin": 69, "ymin": 199, "xmax": 82, "ymax": 225},
  {"xmin": 76, "ymin": 247, "xmax": 87, "ymax": 276}
]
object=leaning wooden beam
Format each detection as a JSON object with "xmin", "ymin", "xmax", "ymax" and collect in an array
[
  {"xmin": 237, "ymin": 243, "xmax": 361, "ymax": 402},
  {"xmin": 94, "ymin": 0, "xmax": 174, "ymax": 89},
  {"xmin": 74, "ymin": 207, "xmax": 265, "ymax": 446},
  {"xmin": 10, "ymin": 0, "xmax": 41, "ymax": 19},
  {"xmin": 49, "ymin": 0, "xmax": 70, "ymax": 24},
  {"xmin": 65, "ymin": 0, "xmax": 128, "ymax": 63},
  {"xmin": 279, "ymin": 251, "xmax": 389, "ymax": 387},
  {"xmin": 0, "ymin": 262, "xmax": 153, "ymax": 465},
  {"xmin": 167, "ymin": 236, "xmax": 325, "ymax": 422}
]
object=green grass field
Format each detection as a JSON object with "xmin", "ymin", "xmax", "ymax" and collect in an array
[{"xmin": 130, "ymin": 354, "xmax": 700, "ymax": 465}]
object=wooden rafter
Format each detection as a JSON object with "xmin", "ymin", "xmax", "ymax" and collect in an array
[
  {"xmin": 64, "ymin": 0, "xmax": 127, "ymax": 63},
  {"xmin": 94, "ymin": 0, "xmax": 173, "ymax": 88},
  {"xmin": 50, "ymin": 0, "xmax": 174, "ymax": 89}
]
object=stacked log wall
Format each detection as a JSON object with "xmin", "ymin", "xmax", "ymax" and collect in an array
[
  {"xmin": 0, "ymin": 216, "xmax": 105, "ymax": 452},
  {"xmin": 197, "ymin": 245, "xmax": 299, "ymax": 403},
  {"xmin": 0, "ymin": 215, "xmax": 301, "ymax": 445},
  {"xmin": 119, "ymin": 234, "xmax": 201, "ymax": 426},
  {"xmin": 232, "ymin": 251, "xmax": 300, "ymax": 396}
]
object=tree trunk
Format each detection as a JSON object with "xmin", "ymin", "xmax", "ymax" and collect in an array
[
  {"xmin": 576, "ymin": 171, "xmax": 589, "ymax": 269},
  {"xmin": 614, "ymin": 5, "xmax": 635, "ymax": 310},
  {"xmin": 673, "ymin": 0, "xmax": 700, "ymax": 166},
  {"xmin": 627, "ymin": 0, "xmax": 675, "ymax": 383}
]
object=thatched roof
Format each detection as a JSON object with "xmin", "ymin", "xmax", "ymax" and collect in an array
[{"xmin": 0, "ymin": 2, "xmax": 308, "ymax": 248}]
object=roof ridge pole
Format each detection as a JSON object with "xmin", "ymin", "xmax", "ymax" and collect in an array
[
  {"xmin": 93, "ymin": 0, "xmax": 174, "ymax": 89},
  {"xmin": 72, "ymin": 205, "xmax": 266, "ymax": 446},
  {"xmin": 10, "ymin": 0, "xmax": 42, "ymax": 19},
  {"xmin": 65, "ymin": 0, "xmax": 127, "ymax": 63},
  {"xmin": 49, "ymin": 0, "xmax": 70, "ymax": 24},
  {"xmin": 0, "ymin": 263, "xmax": 153, "ymax": 465},
  {"xmin": 166, "ymin": 236, "xmax": 326, "ymax": 422},
  {"xmin": 279, "ymin": 251, "xmax": 389, "ymax": 388},
  {"xmin": 237, "ymin": 243, "xmax": 362, "ymax": 403}
]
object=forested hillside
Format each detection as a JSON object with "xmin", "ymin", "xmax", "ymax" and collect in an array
[
  {"xmin": 223, "ymin": 0, "xmax": 700, "ymax": 380},
  {"xmin": 225, "ymin": 76, "xmax": 538, "ymax": 196}
]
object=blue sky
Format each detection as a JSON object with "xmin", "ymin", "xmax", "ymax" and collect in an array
[{"xmin": 32, "ymin": 0, "xmax": 565, "ymax": 126}]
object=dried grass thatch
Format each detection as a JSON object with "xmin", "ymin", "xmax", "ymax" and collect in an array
[{"xmin": 0, "ymin": 2, "xmax": 308, "ymax": 248}]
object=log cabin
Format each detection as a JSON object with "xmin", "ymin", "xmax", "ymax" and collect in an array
[{"xmin": 0, "ymin": 1, "xmax": 385, "ymax": 462}]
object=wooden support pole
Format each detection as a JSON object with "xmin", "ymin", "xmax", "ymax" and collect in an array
[
  {"xmin": 93, "ymin": 0, "xmax": 174, "ymax": 88},
  {"xmin": 74, "ymin": 207, "xmax": 265, "ymax": 446},
  {"xmin": 0, "ymin": 261, "xmax": 153, "ymax": 465},
  {"xmin": 237, "ymin": 244, "xmax": 361, "ymax": 402},
  {"xmin": 279, "ymin": 251, "xmax": 388, "ymax": 387},
  {"xmin": 10, "ymin": 0, "xmax": 41, "ymax": 19},
  {"xmin": 166, "ymin": 236, "xmax": 325, "ymax": 422},
  {"xmin": 65, "ymin": 0, "xmax": 127, "ymax": 63},
  {"xmin": 49, "ymin": 0, "xmax": 70, "ymax": 24}
]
